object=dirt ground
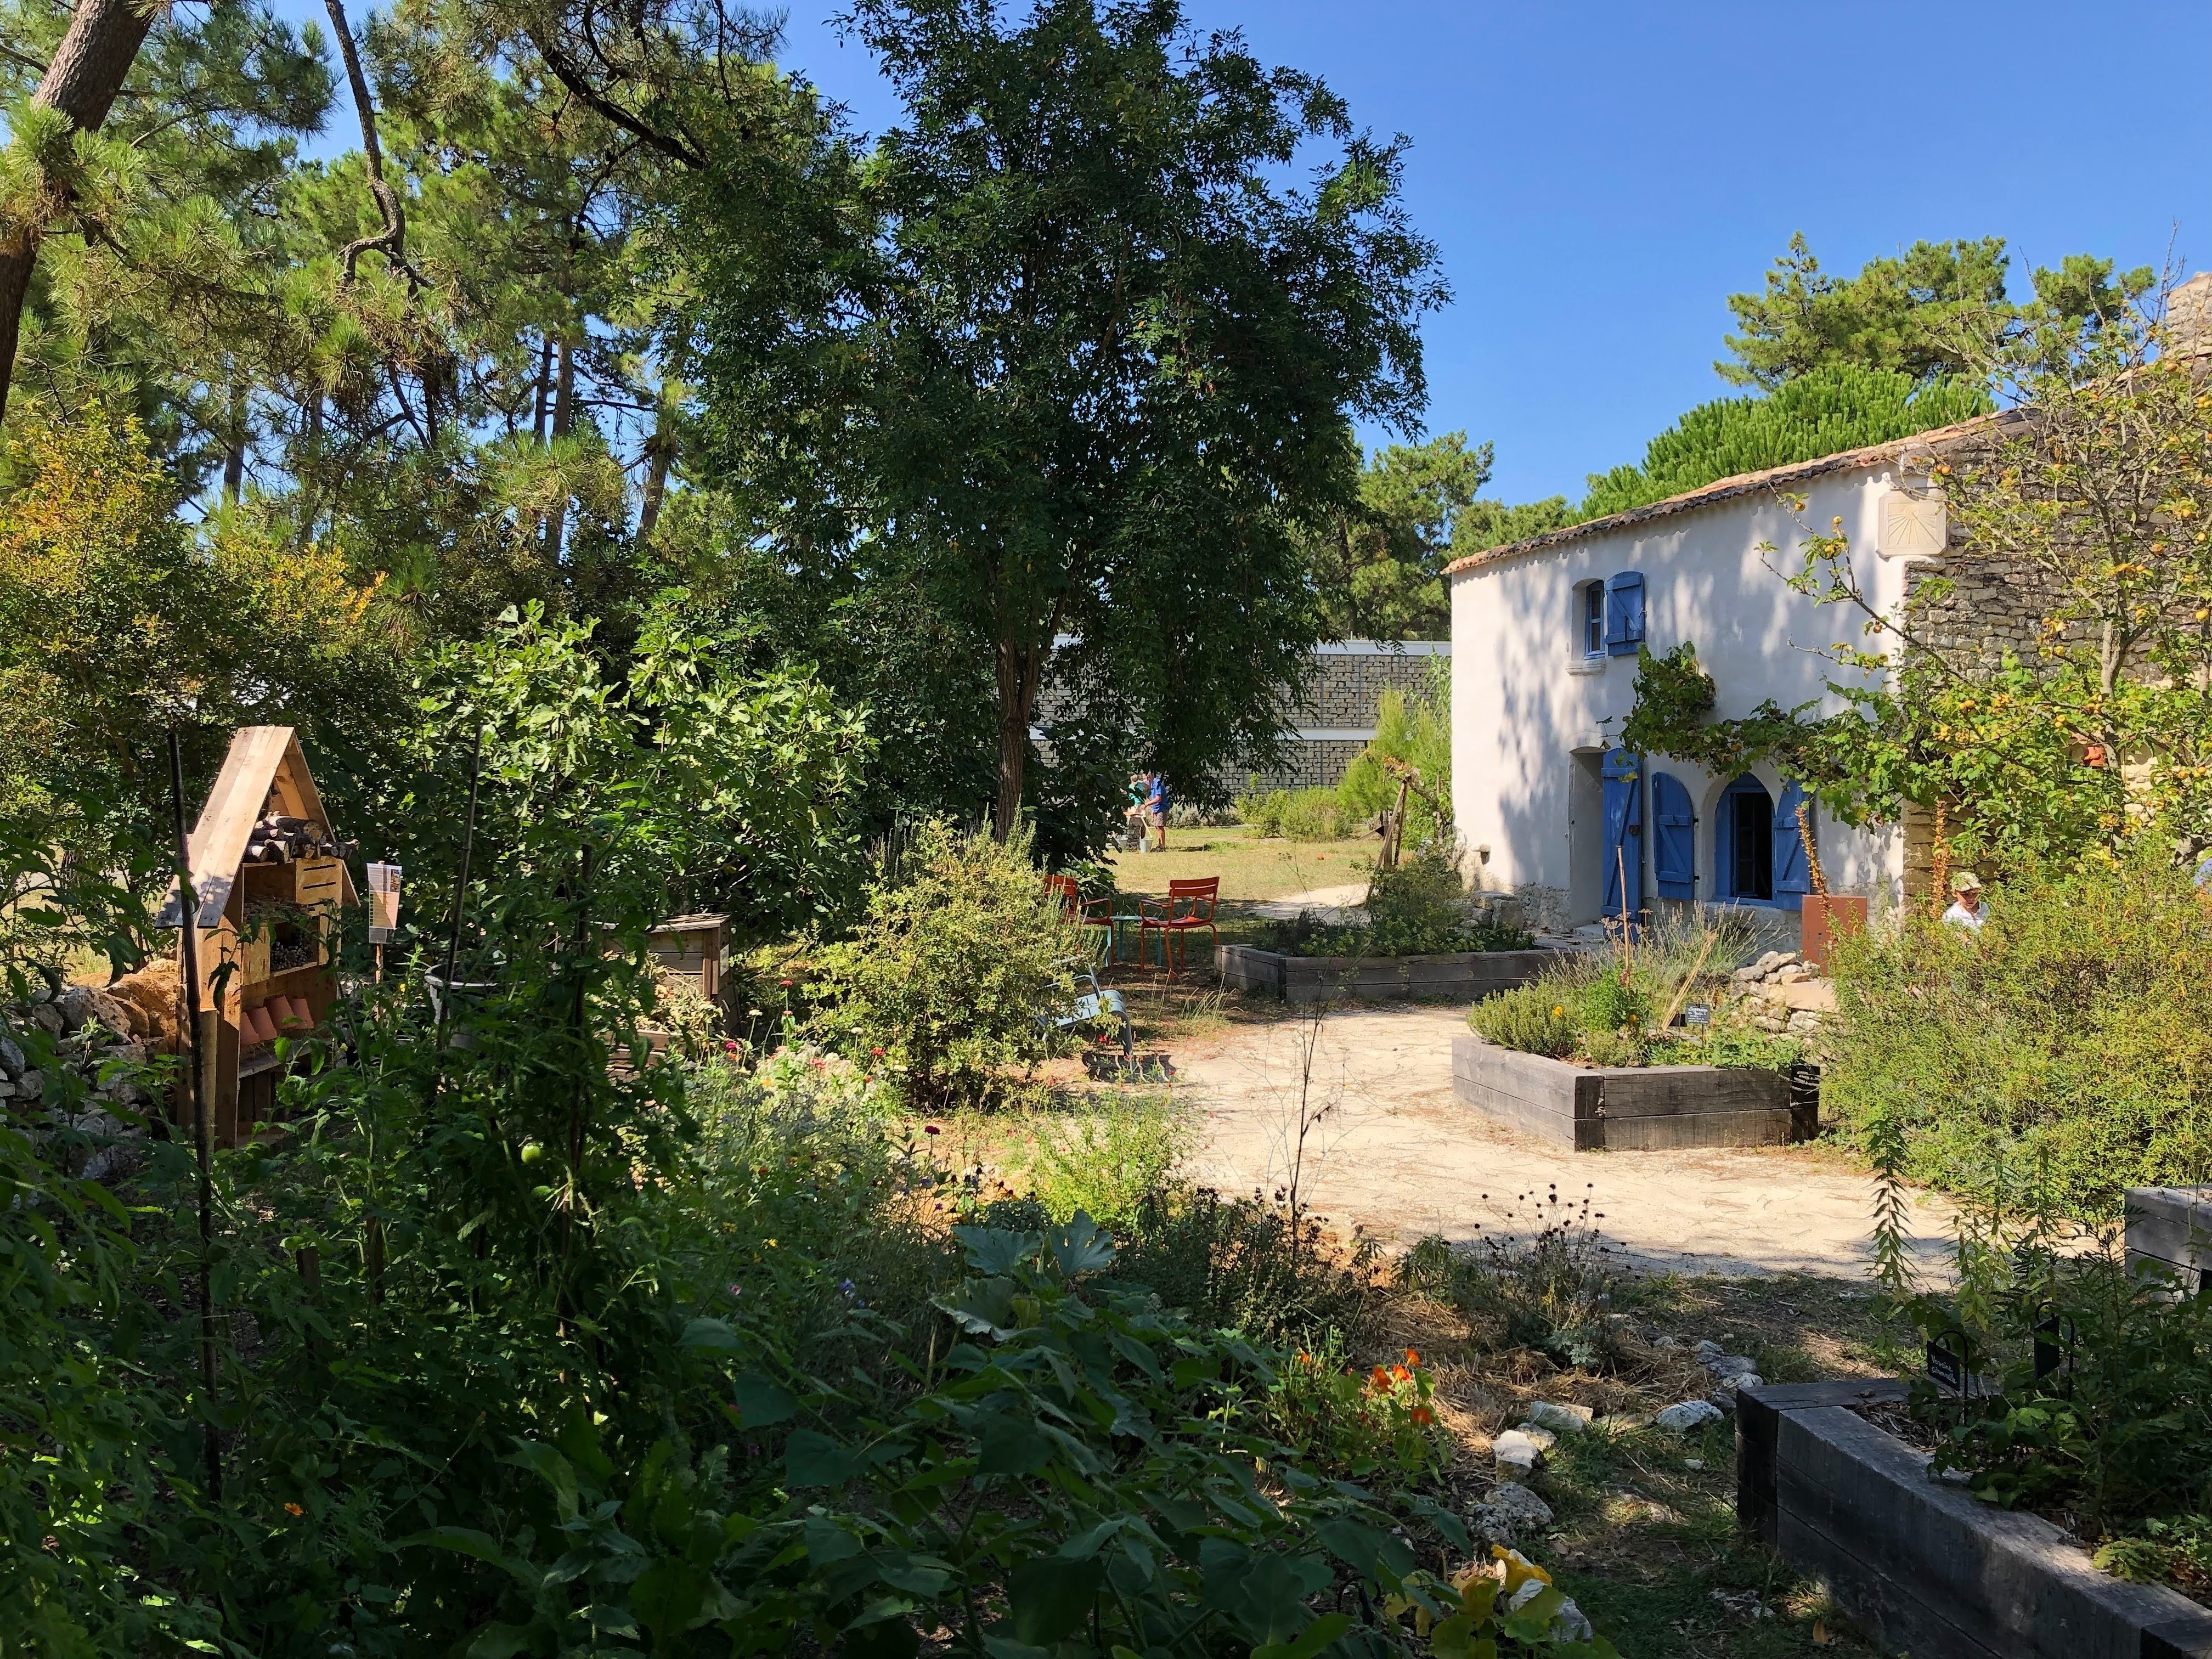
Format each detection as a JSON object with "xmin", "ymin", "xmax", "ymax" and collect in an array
[{"xmin": 1169, "ymin": 1001, "xmax": 1957, "ymax": 1282}]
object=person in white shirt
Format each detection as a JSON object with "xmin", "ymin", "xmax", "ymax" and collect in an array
[{"xmin": 1942, "ymin": 870, "xmax": 1986, "ymax": 930}]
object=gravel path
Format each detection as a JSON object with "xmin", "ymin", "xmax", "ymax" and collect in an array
[{"xmin": 1173, "ymin": 1003, "xmax": 1957, "ymax": 1280}]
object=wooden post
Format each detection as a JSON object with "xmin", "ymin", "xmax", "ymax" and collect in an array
[{"xmin": 167, "ymin": 729, "xmax": 223, "ymax": 1500}]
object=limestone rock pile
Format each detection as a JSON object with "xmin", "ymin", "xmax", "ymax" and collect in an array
[
  {"xmin": 3, "ymin": 964, "xmax": 180, "ymax": 1181},
  {"xmin": 1724, "ymin": 950, "xmax": 1830, "ymax": 1039}
]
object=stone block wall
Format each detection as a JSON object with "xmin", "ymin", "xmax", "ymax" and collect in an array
[
  {"xmin": 1233, "ymin": 642, "xmax": 1448, "ymax": 793},
  {"xmin": 1033, "ymin": 640, "xmax": 1447, "ymax": 796}
]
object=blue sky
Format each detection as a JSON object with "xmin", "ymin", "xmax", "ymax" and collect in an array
[{"xmin": 771, "ymin": 0, "xmax": 2212, "ymax": 505}]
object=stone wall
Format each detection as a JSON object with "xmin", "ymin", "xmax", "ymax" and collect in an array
[
  {"xmin": 1034, "ymin": 640, "xmax": 1448, "ymax": 795},
  {"xmin": 1232, "ymin": 642, "xmax": 1448, "ymax": 792}
]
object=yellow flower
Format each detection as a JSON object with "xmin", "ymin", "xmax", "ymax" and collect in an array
[
  {"xmin": 1550, "ymin": 1005, "xmax": 1565, "ymax": 1018},
  {"xmin": 1492, "ymin": 1546, "xmax": 1551, "ymax": 1595}
]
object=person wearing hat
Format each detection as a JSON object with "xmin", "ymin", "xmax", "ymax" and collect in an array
[{"xmin": 1942, "ymin": 870, "xmax": 1986, "ymax": 930}]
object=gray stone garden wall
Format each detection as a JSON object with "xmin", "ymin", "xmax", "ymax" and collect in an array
[
  {"xmin": 1032, "ymin": 639, "xmax": 1447, "ymax": 795},
  {"xmin": 1231, "ymin": 642, "xmax": 1447, "ymax": 792}
]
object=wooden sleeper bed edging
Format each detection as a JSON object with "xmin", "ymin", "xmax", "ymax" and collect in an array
[
  {"xmin": 1450, "ymin": 1030, "xmax": 1799, "ymax": 1150},
  {"xmin": 1737, "ymin": 1379, "xmax": 2212, "ymax": 1659},
  {"xmin": 1215, "ymin": 945, "xmax": 1552, "ymax": 1006}
]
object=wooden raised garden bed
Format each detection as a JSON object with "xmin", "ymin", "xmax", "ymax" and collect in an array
[
  {"xmin": 1449, "ymin": 1031, "xmax": 1799, "ymax": 1150},
  {"xmin": 2125, "ymin": 1185, "xmax": 2212, "ymax": 1295},
  {"xmin": 1216, "ymin": 945, "xmax": 1551, "ymax": 1006},
  {"xmin": 1737, "ymin": 1379, "xmax": 2212, "ymax": 1659}
]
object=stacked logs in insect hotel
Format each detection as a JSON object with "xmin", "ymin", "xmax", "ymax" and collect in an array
[{"xmin": 156, "ymin": 727, "xmax": 361, "ymax": 1146}]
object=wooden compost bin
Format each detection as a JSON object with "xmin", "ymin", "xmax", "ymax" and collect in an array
[
  {"xmin": 1451, "ymin": 1031, "xmax": 1796, "ymax": 1150},
  {"xmin": 156, "ymin": 727, "xmax": 356, "ymax": 1146},
  {"xmin": 1738, "ymin": 1379, "xmax": 2212, "ymax": 1658},
  {"xmin": 647, "ymin": 912, "xmax": 729, "ymax": 1007}
]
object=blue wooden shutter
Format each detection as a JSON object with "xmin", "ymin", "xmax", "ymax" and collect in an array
[
  {"xmin": 1606, "ymin": 571, "xmax": 1645, "ymax": 656},
  {"xmin": 1652, "ymin": 772, "xmax": 1695, "ymax": 900},
  {"xmin": 1601, "ymin": 749, "xmax": 1643, "ymax": 920},
  {"xmin": 1773, "ymin": 781, "xmax": 1810, "ymax": 911}
]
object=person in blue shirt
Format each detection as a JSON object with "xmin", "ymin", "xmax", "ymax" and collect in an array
[{"xmin": 1146, "ymin": 772, "xmax": 1170, "ymax": 851}]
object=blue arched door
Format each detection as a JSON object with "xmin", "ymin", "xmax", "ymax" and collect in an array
[{"xmin": 1601, "ymin": 749, "xmax": 1642, "ymax": 922}]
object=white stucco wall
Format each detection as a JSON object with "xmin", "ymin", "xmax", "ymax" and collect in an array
[{"xmin": 1449, "ymin": 462, "xmax": 1915, "ymax": 929}]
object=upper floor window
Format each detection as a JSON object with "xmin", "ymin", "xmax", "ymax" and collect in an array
[
  {"xmin": 1573, "ymin": 571, "xmax": 1646, "ymax": 660},
  {"xmin": 1606, "ymin": 571, "xmax": 1646, "ymax": 656}
]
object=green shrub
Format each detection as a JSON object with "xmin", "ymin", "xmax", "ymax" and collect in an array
[
  {"xmin": 1468, "ymin": 981, "xmax": 1579, "ymax": 1058},
  {"xmin": 1112, "ymin": 1187, "xmax": 1383, "ymax": 1348},
  {"xmin": 1577, "ymin": 975, "xmax": 1648, "ymax": 1034},
  {"xmin": 1238, "ymin": 785, "xmax": 1357, "ymax": 840},
  {"xmin": 808, "ymin": 819, "xmax": 1079, "ymax": 1110},
  {"xmin": 1282, "ymin": 786, "xmax": 1354, "ymax": 839},
  {"xmin": 1234, "ymin": 786, "xmax": 1289, "ymax": 836},
  {"xmin": 1336, "ymin": 662, "xmax": 1452, "ymax": 848},
  {"xmin": 1467, "ymin": 912, "xmax": 1798, "ymax": 1071},
  {"xmin": 1825, "ymin": 855, "xmax": 2212, "ymax": 1218},
  {"xmin": 1258, "ymin": 845, "xmax": 1535, "ymax": 959},
  {"xmin": 1264, "ymin": 1332, "xmax": 1447, "ymax": 1482},
  {"xmin": 1018, "ymin": 1091, "xmax": 1197, "ymax": 1229}
]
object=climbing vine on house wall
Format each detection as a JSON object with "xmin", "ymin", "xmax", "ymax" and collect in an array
[{"xmin": 1623, "ymin": 283, "xmax": 2212, "ymax": 874}]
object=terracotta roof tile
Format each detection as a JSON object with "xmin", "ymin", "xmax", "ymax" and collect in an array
[{"xmin": 1442, "ymin": 407, "xmax": 2027, "ymax": 578}]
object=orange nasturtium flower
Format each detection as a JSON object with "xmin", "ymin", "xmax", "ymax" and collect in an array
[
  {"xmin": 284, "ymin": 1502, "xmax": 303, "ymax": 1516},
  {"xmin": 1404, "ymin": 1348, "xmax": 1421, "ymax": 1366}
]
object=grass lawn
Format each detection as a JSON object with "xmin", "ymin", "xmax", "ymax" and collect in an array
[{"xmin": 1107, "ymin": 823, "xmax": 1381, "ymax": 905}]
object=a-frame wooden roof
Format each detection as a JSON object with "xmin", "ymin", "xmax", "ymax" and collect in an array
[{"xmin": 156, "ymin": 726, "xmax": 357, "ymax": 928}]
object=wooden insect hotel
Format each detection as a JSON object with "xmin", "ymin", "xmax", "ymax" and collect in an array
[{"xmin": 156, "ymin": 726, "xmax": 357, "ymax": 1145}]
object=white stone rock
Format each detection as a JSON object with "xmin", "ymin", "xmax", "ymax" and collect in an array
[
  {"xmin": 17, "ymin": 1069, "xmax": 41, "ymax": 1099},
  {"xmin": 1701, "ymin": 1353, "xmax": 1758, "ymax": 1380},
  {"xmin": 1655, "ymin": 1400, "xmax": 1724, "ymax": 1432},
  {"xmin": 1525, "ymin": 1400, "xmax": 1593, "ymax": 1436},
  {"xmin": 1709, "ymin": 1374, "xmax": 1763, "ymax": 1410},
  {"xmin": 1506, "ymin": 1577, "xmax": 1594, "ymax": 1642},
  {"xmin": 1470, "ymin": 1482, "xmax": 1555, "ymax": 1545},
  {"xmin": 30, "ymin": 1003, "xmax": 63, "ymax": 1037},
  {"xmin": 1493, "ymin": 1426, "xmax": 1555, "ymax": 1474},
  {"xmin": 1694, "ymin": 1339, "xmax": 1724, "ymax": 1357}
]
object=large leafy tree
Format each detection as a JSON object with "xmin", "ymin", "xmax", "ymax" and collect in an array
[
  {"xmin": 691, "ymin": 0, "xmax": 1444, "ymax": 836},
  {"xmin": 1305, "ymin": 431, "xmax": 1487, "ymax": 640},
  {"xmin": 0, "ymin": 0, "xmax": 331, "ymax": 454},
  {"xmin": 1719, "ymin": 232, "xmax": 2153, "ymax": 390}
]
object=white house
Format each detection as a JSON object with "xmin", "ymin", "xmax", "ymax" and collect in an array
[{"xmin": 1446, "ymin": 415, "xmax": 2023, "ymax": 935}]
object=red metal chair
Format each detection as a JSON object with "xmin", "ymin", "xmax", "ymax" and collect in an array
[
  {"xmin": 1045, "ymin": 873, "xmax": 1124, "ymax": 960},
  {"xmin": 1138, "ymin": 877, "xmax": 1220, "ymax": 978}
]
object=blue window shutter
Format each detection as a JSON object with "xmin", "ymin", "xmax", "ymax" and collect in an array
[
  {"xmin": 1652, "ymin": 772, "xmax": 1695, "ymax": 900},
  {"xmin": 1606, "ymin": 571, "xmax": 1645, "ymax": 657},
  {"xmin": 1601, "ymin": 749, "xmax": 1643, "ymax": 919},
  {"xmin": 1773, "ymin": 781, "xmax": 1810, "ymax": 911}
]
